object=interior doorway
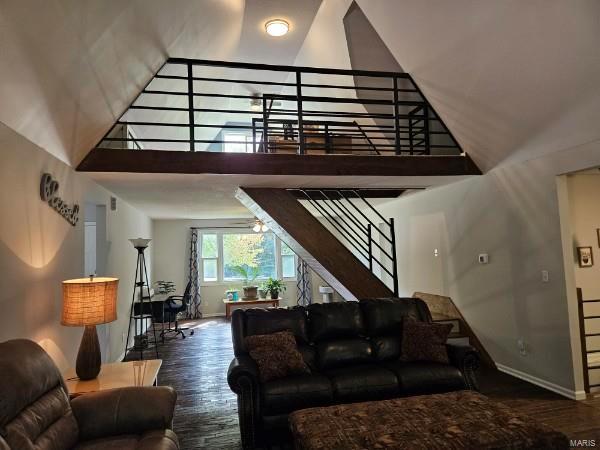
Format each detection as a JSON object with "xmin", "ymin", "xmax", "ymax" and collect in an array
[
  {"xmin": 558, "ymin": 167, "xmax": 600, "ymax": 396},
  {"xmin": 84, "ymin": 203, "xmax": 108, "ymax": 277}
]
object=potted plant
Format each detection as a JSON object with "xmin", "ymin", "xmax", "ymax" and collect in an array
[
  {"xmin": 232, "ymin": 265, "xmax": 260, "ymax": 299},
  {"xmin": 258, "ymin": 283, "xmax": 268, "ymax": 300},
  {"xmin": 264, "ymin": 277, "xmax": 286, "ymax": 300}
]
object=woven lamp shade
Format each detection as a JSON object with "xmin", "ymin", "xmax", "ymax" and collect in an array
[{"xmin": 62, "ymin": 277, "xmax": 119, "ymax": 326}]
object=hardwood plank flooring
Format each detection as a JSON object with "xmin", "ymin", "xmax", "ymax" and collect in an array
[{"xmin": 127, "ymin": 318, "xmax": 600, "ymax": 449}]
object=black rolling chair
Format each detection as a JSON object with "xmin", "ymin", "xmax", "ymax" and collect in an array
[{"xmin": 160, "ymin": 281, "xmax": 194, "ymax": 340}]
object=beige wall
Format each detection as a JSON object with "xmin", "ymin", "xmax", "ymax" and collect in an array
[
  {"xmin": 152, "ymin": 219, "xmax": 336, "ymax": 317},
  {"xmin": 567, "ymin": 174, "xmax": 600, "ymax": 299},
  {"xmin": 0, "ymin": 123, "xmax": 152, "ymax": 370},
  {"xmin": 377, "ymin": 140, "xmax": 600, "ymax": 398}
]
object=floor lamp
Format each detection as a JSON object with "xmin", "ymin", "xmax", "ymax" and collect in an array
[{"xmin": 125, "ymin": 238, "xmax": 160, "ymax": 361}]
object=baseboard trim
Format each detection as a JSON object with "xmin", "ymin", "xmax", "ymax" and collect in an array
[
  {"xmin": 200, "ymin": 313, "xmax": 226, "ymax": 318},
  {"xmin": 496, "ymin": 363, "xmax": 586, "ymax": 400}
]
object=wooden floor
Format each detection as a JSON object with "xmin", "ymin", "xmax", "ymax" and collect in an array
[{"xmin": 128, "ymin": 318, "xmax": 600, "ymax": 449}]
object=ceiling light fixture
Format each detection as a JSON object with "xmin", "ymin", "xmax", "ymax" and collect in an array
[
  {"xmin": 253, "ymin": 219, "xmax": 268, "ymax": 233},
  {"xmin": 265, "ymin": 19, "xmax": 289, "ymax": 37},
  {"xmin": 250, "ymin": 97, "xmax": 262, "ymax": 112}
]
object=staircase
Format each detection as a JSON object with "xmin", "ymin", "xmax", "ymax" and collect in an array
[
  {"xmin": 235, "ymin": 187, "xmax": 395, "ymax": 301},
  {"xmin": 414, "ymin": 291, "xmax": 495, "ymax": 368}
]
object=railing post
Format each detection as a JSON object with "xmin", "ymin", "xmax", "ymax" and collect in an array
[
  {"xmin": 393, "ymin": 76, "xmax": 401, "ymax": 155},
  {"xmin": 423, "ymin": 105, "xmax": 430, "ymax": 155},
  {"xmin": 187, "ymin": 63, "xmax": 195, "ymax": 152},
  {"xmin": 367, "ymin": 224, "xmax": 373, "ymax": 271},
  {"xmin": 252, "ymin": 118, "xmax": 257, "ymax": 153},
  {"xmin": 324, "ymin": 124, "xmax": 332, "ymax": 153},
  {"xmin": 578, "ymin": 288, "xmax": 591, "ymax": 393},
  {"xmin": 389, "ymin": 218, "xmax": 398, "ymax": 296},
  {"xmin": 296, "ymin": 71, "xmax": 306, "ymax": 155},
  {"xmin": 262, "ymin": 96, "xmax": 269, "ymax": 153}
]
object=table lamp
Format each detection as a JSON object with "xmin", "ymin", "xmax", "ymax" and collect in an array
[{"xmin": 62, "ymin": 276, "xmax": 119, "ymax": 380}]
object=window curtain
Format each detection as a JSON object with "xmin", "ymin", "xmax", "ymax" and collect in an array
[
  {"xmin": 187, "ymin": 229, "xmax": 202, "ymax": 318},
  {"xmin": 296, "ymin": 258, "xmax": 312, "ymax": 306}
]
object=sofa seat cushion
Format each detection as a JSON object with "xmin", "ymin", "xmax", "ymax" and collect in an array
[
  {"xmin": 384, "ymin": 360, "xmax": 466, "ymax": 395},
  {"xmin": 262, "ymin": 374, "xmax": 333, "ymax": 415},
  {"xmin": 325, "ymin": 365, "xmax": 398, "ymax": 402},
  {"xmin": 74, "ymin": 429, "xmax": 179, "ymax": 450}
]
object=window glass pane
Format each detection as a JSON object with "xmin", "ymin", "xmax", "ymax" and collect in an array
[
  {"xmin": 281, "ymin": 242, "xmax": 294, "ymax": 256},
  {"xmin": 202, "ymin": 234, "xmax": 217, "ymax": 258},
  {"xmin": 203, "ymin": 259, "xmax": 217, "ymax": 281},
  {"xmin": 282, "ymin": 254, "xmax": 295, "ymax": 278},
  {"xmin": 223, "ymin": 233, "xmax": 276, "ymax": 281}
]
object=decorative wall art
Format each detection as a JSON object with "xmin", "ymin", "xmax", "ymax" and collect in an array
[
  {"xmin": 577, "ymin": 246, "xmax": 594, "ymax": 268},
  {"xmin": 39, "ymin": 173, "xmax": 79, "ymax": 226}
]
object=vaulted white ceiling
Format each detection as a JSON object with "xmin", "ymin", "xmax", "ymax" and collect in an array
[
  {"xmin": 0, "ymin": 0, "xmax": 321, "ymax": 166},
  {"xmin": 2, "ymin": 0, "xmax": 599, "ymax": 218}
]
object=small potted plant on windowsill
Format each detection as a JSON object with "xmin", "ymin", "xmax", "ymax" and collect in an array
[
  {"xmin": 232, "ymin": 265, "xmax": 260, "ymax": 300},
  {"xmin": 265, "ymin": 277, "xmax": 286, "ymax": 300}
]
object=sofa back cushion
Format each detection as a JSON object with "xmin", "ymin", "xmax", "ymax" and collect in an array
[
  {"xmin": 232, "ymin": 307, "xmax": 308, "ymax": 355},
  {"xmin": 370, "ymin": 336, "xmax": 402, "ymax": 361},
  {"xmin": 360, "ymin": 298, "xmax": 430, "ymax": 336},
  {"xmin": 307, "ymin": 302, "xmax": 364, "ymax": 342},
  {"xmin": 0, "ymin": 340, "xmax": 78, "ymax": 450},
  {"xmin": 316, "ymin": 338, "xmax": 373, "ymax": 370}
]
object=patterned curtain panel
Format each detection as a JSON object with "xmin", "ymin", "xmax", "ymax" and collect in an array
[
  {"xmin": 187, "ymin": 228, "xmax": 202, "ymax": 318},
  {"xmin": 296, "ymin": 258, "xmax": 312, "ymax": 306}
]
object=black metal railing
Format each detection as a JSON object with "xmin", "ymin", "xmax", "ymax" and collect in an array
[
  {"xmin": 95, "ymin": 58, "xmax": 462, "ymax": 156},
  {"xmin": 290, "ymin": 189, "xmax": 398, "ymax": 296},
  {"xmin": 577, "ymin": 287, "xmax": 600, "ymax": 394}
]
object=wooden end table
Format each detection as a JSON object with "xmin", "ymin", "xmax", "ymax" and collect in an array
[
  {"xmin": 223, "ymin": 298, "xmax": 281, "ymax": 319},
  {"xmin": 63, "ymin": 359, "xmax": 162, "ymax": 398}
]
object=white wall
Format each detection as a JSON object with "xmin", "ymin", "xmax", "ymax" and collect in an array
[
  {"xmin": 567, "ymin": 174, "xmax": 600, "ymax": 299},
  {"xmin": 377, "ymin": 140, "xmax": 600, "ymax": 398},
  {"xmin": 152, "ymin": 219, "xmax": 336, "ymax": 316},
  {"xmin": 0, "ymin": 122, "xmax": 152, "ymax": 370}
]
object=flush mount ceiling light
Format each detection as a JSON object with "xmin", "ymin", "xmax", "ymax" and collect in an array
[{"xmin": 265, "ymin": 19, "xmax": 289, "ymax": 37}]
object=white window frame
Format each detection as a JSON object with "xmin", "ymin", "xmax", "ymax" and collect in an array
[{"xmin": 198, "ymin": 230, "xmax": 297, "ymax": 286}]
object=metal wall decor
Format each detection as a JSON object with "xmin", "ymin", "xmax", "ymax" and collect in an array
[{"xmin": 39, "ymin": 173, "xmax": 79, "ymax": 226}]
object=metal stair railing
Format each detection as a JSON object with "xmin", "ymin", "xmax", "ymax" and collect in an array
[{"xmin": 293, "ymin": 189, "xmax": 398, "ymax": 296}]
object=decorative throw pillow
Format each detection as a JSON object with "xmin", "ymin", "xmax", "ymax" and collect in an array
[
  {"xmin": 400, "ymin": 318, "xmax": 452, "ymax": 364},
  {"xmin": 245, "ymin": 330, "xmax": 311, "ymax": 382}
]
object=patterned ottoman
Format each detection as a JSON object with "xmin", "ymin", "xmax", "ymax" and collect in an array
[{"xmin": 289, "ymin": 390, "xmax": 568, "ymax": 450}]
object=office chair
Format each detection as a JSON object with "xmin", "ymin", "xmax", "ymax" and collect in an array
[{"xmin": 161, "ymin": 281, "xmax": 194, "ymax": 340}]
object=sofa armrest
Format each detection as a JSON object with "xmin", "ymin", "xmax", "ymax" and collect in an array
[
  {"xmin": 227, "ymin": 355, "xmax": 260, "ymax": 393},
  {"xmin": 227, "ymin": 356, "xmax": 260, "ymax": 449},
  {"xmin": 71, "ymin": 386, "xmax": 177, "ymax": 441},
  {"xmin": 446, "ymin": 343, "xmax": 480, "ymax": 391}
]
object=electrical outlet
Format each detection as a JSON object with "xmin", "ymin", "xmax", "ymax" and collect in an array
[
  {"xmin": 478, "ymin": 253, "xmax": 489, "ymax": 264},
  {"xmin": 541, "ymin": 270, "xmax": 549, "ymax": 283},
  {"xmin": 122, "ymin": 332, "xmax": 126, "ymax": 344},
  {"xmin": 517, "ymin": 338, "xmax": 527, "ymax": 356}
]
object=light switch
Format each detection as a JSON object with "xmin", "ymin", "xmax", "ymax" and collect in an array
[
  {"xmin": 542, "ymin": 270, "xmax": 549, "ymax": 282},
  {"xmin": 478, "ymin": 254, "xmax": 489, "ymax": 264}
]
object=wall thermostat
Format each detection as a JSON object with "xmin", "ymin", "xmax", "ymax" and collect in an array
[{"xmin": 478, "ymin": 253, "xmax": 489, "ymax": 264}]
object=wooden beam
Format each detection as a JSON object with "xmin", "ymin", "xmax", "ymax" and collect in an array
[
  {"xmin": 77, "ymin": 149, "xmax": 482, "ymax": 176},
  {"xmin": 236, "ymin": 187, "xmax": 393, "ymax": 301}
]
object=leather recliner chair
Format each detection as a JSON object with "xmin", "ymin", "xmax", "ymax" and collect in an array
[
  {"xmin": 228, "ymin": 297, "xmax": 480, "ymax": 449},
  {"xmin": 0, "ymin": 339, "xmax": 179, "ymax": 450}
]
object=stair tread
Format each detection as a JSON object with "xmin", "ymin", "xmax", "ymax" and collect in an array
[{"xmin": 432, "ymin": 313, "xmax": 461, "ymax": 321}]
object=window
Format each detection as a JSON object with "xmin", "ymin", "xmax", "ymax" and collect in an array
[
  {"xmin": 281, "ymin": 242, "xmax": 296, "ymax": 278},
  {"xmin": 199, "ymin": 231, "xmax": 295, "ymax": 283},
  {"xmin": 201, "ymin": 234, "xmax": 218, "ymax": 281},
  {"xmin": 223, "ymin": 233, "xmax": 276, "ymax": 281}
]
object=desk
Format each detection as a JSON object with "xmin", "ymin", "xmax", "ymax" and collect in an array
[
  {"xmin": 63, "ymin": 359, "xmax": 162, "ymax": 398},
  {"xmin": 223, "ymin": 298, "xmax": 280, "ymax": 319}
]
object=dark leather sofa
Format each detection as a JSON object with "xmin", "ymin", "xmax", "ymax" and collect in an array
[
  {"xmin": 227, "ymin": 297, "xmax": 480, "ymax": 449},
  {"xmin": 0, "ymin": 339, "xmax": 179, "ymax": 450}
]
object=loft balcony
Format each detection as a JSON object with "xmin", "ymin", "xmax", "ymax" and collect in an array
[{"xmin": 77, "ymin": 58, "xmax": 480, "ymax": 177}]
